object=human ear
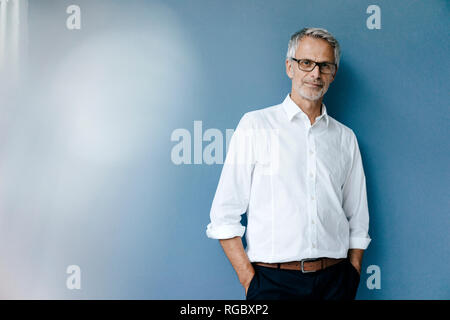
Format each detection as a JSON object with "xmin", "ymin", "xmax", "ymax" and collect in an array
[
  {"xmin": 286, "ymin": 59, "xmax": 294, "ymax": 79},
  {"xmin": 329, "ymin": 67, "xmax": 338, "ymax": 83}
]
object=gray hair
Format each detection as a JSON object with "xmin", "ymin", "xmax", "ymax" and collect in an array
[{"xmin": 286, "ymin": 27, "xmax": 341, "ymax": 68}]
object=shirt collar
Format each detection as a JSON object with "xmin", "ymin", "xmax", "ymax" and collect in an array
[{"xmin": 282, "ymin": 93, "xmax": 329, "ymax": 127}]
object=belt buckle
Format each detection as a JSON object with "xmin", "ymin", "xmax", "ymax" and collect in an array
[{"xmin": 300, "ymin": 258, "xmax": 318, "ymax": 273}]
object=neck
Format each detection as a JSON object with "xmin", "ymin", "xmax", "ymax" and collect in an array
[{"xmin": 290, "ymin": 91, "xmax": 323, "ymax": 125}]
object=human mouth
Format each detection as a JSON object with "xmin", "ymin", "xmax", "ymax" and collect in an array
[{"xmin": 305, "ymin": 82, "xmax": 323, "ymax": 88}]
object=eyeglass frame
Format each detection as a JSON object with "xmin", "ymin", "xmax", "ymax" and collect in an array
[{"xmin": 290, "ymin": 57, "xmax": 337, "ymax": 74}]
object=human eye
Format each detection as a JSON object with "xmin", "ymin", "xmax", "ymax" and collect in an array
[
  {"xmin": 321, "ymin": 63, "xmax": 331, "ymax": 71},
  {"xmin": 323, "ymin": 63, "xmax": 336, "ymax": 72},
  {"xmin": 299, "ymin": 59, "xmax": 313, "ymax": 68}
]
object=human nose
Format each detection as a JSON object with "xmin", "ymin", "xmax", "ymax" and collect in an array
[{"xmin": 309, "ymin": 64, "xmax": 321, "ymax": 78}]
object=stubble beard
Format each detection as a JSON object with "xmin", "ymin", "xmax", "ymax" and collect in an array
[{"xmin": 297, "ymin": 82, "xmax": 329, "ymax": 101}]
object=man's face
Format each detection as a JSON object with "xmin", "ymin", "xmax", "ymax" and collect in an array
[{"xmin": 286, "ymin": 36, "xmax": 337, "ymax": 101}]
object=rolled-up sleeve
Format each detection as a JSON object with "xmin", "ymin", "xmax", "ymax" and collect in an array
[
  {"xmin": 206, "ymin": 113, "xmax": 255, "ymax": 239},
  {"xmin": 342, "ymin": 131, "xmax": 372, "ymax": 249}
]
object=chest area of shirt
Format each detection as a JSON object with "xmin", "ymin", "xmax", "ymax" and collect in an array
[{"xmin": 254, "ymin": 126, "xmax": 349, "ymax": 185}]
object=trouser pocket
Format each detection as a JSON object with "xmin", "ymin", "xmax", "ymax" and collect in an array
[
  {"xmin": 346, "ymin": 259, "xmax": 361, "ymax": 299},
  {"xmin": 245, "ymin": 268, "xmax": 259, "ymax": 300}
]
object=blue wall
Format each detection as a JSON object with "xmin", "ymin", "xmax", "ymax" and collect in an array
[{"xmin": 0, "ymin": 0, "xmax": 448, "ymax": 299}]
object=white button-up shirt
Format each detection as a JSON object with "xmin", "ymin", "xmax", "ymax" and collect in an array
[{"xmin": 206, "ymin": 94, "xmax": 371, "ymax": 263}]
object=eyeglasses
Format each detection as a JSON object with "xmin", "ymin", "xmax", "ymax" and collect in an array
[{"xmin": 291, "ymin": 58, "xmax": 336, "ymax": 74}]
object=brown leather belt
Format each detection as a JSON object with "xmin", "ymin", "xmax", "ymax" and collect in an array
[{"xmin": 254, "ymin": 258, "xmax": 345, "ymax": 273}]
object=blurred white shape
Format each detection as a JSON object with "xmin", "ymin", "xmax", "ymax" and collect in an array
[
  {"xmin": 0, "ymin": 3, "xmax": 201, "ymax": 299},
  {"xmin": 0, "ymin": 0, "xmax": 28, "ymax": 84},
  {"xmin": 49, "ymin": 8, "xmax": 198, "ymax": 165}
]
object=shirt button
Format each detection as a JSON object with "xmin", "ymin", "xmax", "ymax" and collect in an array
[
  {"xmin": 312, "ymin": 244, "xmax": 316, "ymax": 248},
  {"xmin": 312, "ymin": 220, "xmax": 315, "ymax": 224},
  {"xmin": 309, "ymin": 172, "xmax": 314, "ymax": 178},
  {"xmin": 311, "ymin": 196, "xmax": 315, "ymax": 200},
  {"xmin": 309, "ymin": 150, "xmax": 314, "ymax": 155}
]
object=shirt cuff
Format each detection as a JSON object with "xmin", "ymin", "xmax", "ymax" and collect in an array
[
  {"xmin": 349, "ymin": 237, "xmax": 371, "ymax": 250},
  {"xmin": 206, "ymin": 223, "xmax": 246, "ymax": 240}
]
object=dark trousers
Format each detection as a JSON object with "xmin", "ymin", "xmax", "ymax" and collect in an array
[{"xmin": 246, "ymin": 258, "xmax": 361, "ymax": 300}]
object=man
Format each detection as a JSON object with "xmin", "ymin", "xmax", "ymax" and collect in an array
[{"xmin": 206, "ymin": 28, "xmax": 371, "ymax": 300}]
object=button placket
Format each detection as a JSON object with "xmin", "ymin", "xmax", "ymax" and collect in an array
[{"xmin": 307, "ymin": 127, "xmax": 318, "ymax": 251}]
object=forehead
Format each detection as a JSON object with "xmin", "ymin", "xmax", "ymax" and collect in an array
[{"xmin": 295, "ymin": 36, "xmax": 335, "ymax": 62}]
